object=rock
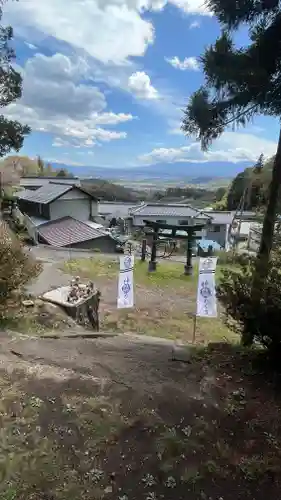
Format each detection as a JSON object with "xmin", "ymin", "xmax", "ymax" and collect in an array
[
  {"xmin": 22, "ymin": 300, "xmax": 34, "ymax": 308},
  {"xmin": 171, "ymin": 343, "xmax": 192, "ymax": 363},
  {"xmin": 35, "ymin": 301, "xmax": 79, "ymax": 329}
]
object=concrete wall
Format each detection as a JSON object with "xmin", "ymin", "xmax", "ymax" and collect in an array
[
  {"xmin": 24, "ymin": 214, "xmax": 39, "ymax": 244},
  {"xmin": 248, "ymin": 227, "xmax": 261, "ymax": 252},
  {"xmin": 91, "ymin": 200, "xmax": 98, "ymax": 218},
  {"xmin": 69, "ymin": 236, "xmax": 117, "ymax": 253}
]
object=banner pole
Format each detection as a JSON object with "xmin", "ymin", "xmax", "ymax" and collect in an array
[{"xmin": 192, "ymin": 313, "xmax": 197, "ymax": 344}]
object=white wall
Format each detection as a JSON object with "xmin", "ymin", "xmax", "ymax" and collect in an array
[
  {"xmin": 205, "ymin": 223, "xmax": 228, "ymax": 248},
  {"xmin": 132, "ymin": 214, "xmax": 208, "ymax": 227},
  {"xmin": 50, "ymin": 198, "xmax": 91, "ymax": 221},
  {"xmin": 49, "ymin": 188, "xmax": 97, "ymax": 221}
]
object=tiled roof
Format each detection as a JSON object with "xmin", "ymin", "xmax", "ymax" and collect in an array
[
  {"xmin": 130, "ymin": 203, "xmax": 210, "ymax": 219},
  {"xmin": 20, "ymin": 177, "xmax": 79, "ymax": 188},
  {"xmin": 37, "ymin": 217, "xmax": 111, "ymax": 247},
  {"xmin": 18, "ymin": 183, "xmax": 73, "ymax": 204}
]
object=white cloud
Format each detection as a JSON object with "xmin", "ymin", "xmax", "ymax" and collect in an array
[
  {"xmin": 189, "ymin": 20, "xmax": 200, "ymax": 28},
  {"xmin": 3, "ymin": 0, "xmax": 210, "ymax": 65},
  {"xmin": 128, "ymin": 71, "xmax": 159, "ymax": 99},
  {"xmin": 24, "ymin": 42, "xmax": 37, "ymax": 50},
  {"xmin": 165, "ymin": 56, "xmax": 199, "ymax": 71},
  {"xmin": 5, "ymin": 53, "xmax": 133, "ymax": 146},
  {"xmin": 138, "ymin": 132, "xmax": 277, "ymax": 165},
  {"xmin": 4, "ymin": 1, "xmax": 154, "ymax": 65},
  {"xmin": 165, "ymin": 0, "xmax": 210, "ymax": 13}
]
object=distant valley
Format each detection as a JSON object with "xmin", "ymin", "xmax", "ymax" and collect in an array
[{"xmin": 51, "ymin": 160, "xmax": 251, "ymax": 191}]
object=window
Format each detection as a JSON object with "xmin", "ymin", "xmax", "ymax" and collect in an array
[
  {"xmin": 156, "ymin": 219, "xmax": 167, "ymax": 224},
  {"xmin": 212, "ymin": 225, "xmax": 220, "ymax": 232},
  {"xmin": 179, "ymin": 219, "xmax": 189, "ymax": 225}
]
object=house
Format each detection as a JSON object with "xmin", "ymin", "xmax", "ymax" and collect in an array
[
  {"xmin": 15, "ymin": 183, "xmax": 123, "ymax": 250},
  {"xmin": 17, "ymin": 182, "xmax": 98, "ymax": 222},
  {"xmin": 129, "ymin": 204, "xmax": 237, "ymax": 249},
  {"xmin": 204, "ymin": 211, "xmax": 234, "ymax": 249},
  {"xmin": 130, "ymin": 203, "xmax": 210, "ymax": 227}
]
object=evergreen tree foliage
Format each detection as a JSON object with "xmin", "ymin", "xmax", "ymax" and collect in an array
[
  {"xmin": 0, "ymin": 0, "xmax": 30, "ymax": 157},
  {"xmin": 182, "ymin": 0, "xmax": 281, "ymax": 275}
]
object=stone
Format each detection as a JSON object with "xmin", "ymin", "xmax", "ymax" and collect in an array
[
  {"xmin": 171, "ymin": 343, "xmax": 192, "ymax": 363},
  {"xmin": 22, "ymin": 300, "xmax": 34, "ymax": 307}
]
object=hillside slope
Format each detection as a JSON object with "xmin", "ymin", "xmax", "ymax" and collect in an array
[{"xmin": 216, "ymin": 157, "xmax": 274, "ymax": 211}]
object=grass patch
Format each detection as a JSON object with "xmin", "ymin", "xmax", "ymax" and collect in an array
[
  {"xmin": 103, "ymin": 308, "xmax": 238, "ymax": 343},
  {"xmin": 63, "ymin": 257, "xmax": 237, "ymax": 344},
  {"xmin": 63, "ymin": 257, "xmax": 198, "ymax": 289}
]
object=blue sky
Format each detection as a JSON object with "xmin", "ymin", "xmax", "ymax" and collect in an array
[{"xmin": 2, "ymin": 0, "xmax": 280, "ymax": 171}]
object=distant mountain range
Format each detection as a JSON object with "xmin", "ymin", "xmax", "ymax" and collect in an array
[{"xmin": 51, "ymin": 160, "xmax": 252, "ymax": 186}]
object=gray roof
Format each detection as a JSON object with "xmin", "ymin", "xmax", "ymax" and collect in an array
[
  {"xmin": 209, "ymin": 212, "xmax": 234, "ymax": 225},
  {"xmin": 98, "ymin": 201, "xmax": 141, "ymax": 217},
  {"xmin": 17, "ymin": 183, "xmax": 92, "ymax": 204},
  {"xmin": 130, "ymin": 203, "xmax": 210, "ymax": 219},
  {"xmin": 20, "ymin": 177, "xmax": 81, "ymax": 188}
]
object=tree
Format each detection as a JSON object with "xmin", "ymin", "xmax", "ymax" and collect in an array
[
  {"xmin": 37, "ymin": 155, "xmax": 45, "ymax": 175},
  {"xmin": 45, "ymin": 163, "xmax": 54, "ymax": 175},
  {"xmin": 56, "ymin": 168, "xmax": 72, "ymax": 178},
  {"xmin": 0, "ymin": 1, "xmax": 30, "ymax": 163},
  {"xmin": 182, "ymin": 0, "xmax": 281, "ymax": 280}
]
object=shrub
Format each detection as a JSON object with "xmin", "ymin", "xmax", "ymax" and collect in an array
[
  {"xmin": 214, "ymin": 250, "xmax": 245, "ymax": 266},
  {"xmin": 217, "ymin": 250, "xmax": 281, "ymax": 357},
  {"xmin": 0, "ymin": 223, "xmax": 40, "ymax": 309}
]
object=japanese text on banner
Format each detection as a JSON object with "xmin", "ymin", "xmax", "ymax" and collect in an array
[
  {"xmin": 196, "ymin": 257, "xmax": 218, "ymax": 318},
  {"xmin": 117, "ymin": 255, "xmax": 134, "ymax": 309}
]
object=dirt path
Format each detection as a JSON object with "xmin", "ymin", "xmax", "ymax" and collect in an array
[
  {"xmin": 1, "ymin": 332, "xmax": 196, "ymax": 396},
  {"xmin": 1, "ymin": 332, "xmax": 281, "ymax": 500}
]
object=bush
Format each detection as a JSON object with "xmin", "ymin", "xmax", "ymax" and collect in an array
[
  {"xmin": 214, "ymin": 250, "xmax": 245, "ymax": 266},
  {"xmin": 0, "ymin": 223, "xmax": 40, "ymax": 308},
  {"xmin": 217, "ymin": 250, "xmax": 281, "ymax": 357}
]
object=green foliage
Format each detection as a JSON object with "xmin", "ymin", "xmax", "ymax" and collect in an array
[
  {"xmin": 182, "ymin": 0, "xmax": 281, "ymax": 269},
  {"xmin": 81, "ymin": 179, "xmax": 144, "ymax": 202},
  {"xmin": 56, "ymin": 168, "xmax": 73, "ymax": 178},
  {"xmin": 0, "ymin": 2, "xmax": 30, "ymax": 157},
  {"xmin": 217, "ymin": 250, "xmax": 281, "ymax": 355},
  {"xmin": 182, "ymin": 5, "xmax": 281, "ymax": 149},
  {"xmin": 37, "ymin": 155, "xmax": 44, "ymax": 175},
  {"xmin": 0, "ymin": 155, "xmax": 74, "ymax": 179},
  {"xmin": 214, "ymin": 250, "xmax": 242, "ymax": 266},
  {"xmin": 0, "ymin": 224, "xmax": 39, "ymax": 308},
  {"xmin": 225, "ymin": 156, "xmax": 274, "ymax": 211}
]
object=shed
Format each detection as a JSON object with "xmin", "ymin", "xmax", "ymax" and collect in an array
[{"xmin": 37, "ymin": 216, "xmax": 118, "ymax": 252}]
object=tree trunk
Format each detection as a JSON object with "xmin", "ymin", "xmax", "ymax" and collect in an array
[
  {"xmin": 256, "ymin": 127, "xmax": 281, "ymax": 270},
  {"xmin": 244, "ymin": 128, "xmax": 281, "ymax": 346}
]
